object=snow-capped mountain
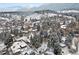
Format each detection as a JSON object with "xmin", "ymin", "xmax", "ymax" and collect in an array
[
  {"xmin": 30, "ymin": 3, "xmax": 79, "ymax": 11},
  {"xmin": 1, "ymin": 3, "xmax": 79, "ymax": 12}
]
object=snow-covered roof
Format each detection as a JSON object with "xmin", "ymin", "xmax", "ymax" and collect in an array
[
  {"xmin": 61, "ymin": 25, "xmax": 67, "ymax": 29},
  {"xmin": 11, "ymin": 41, "xmax": 27, "ymax": 53},
  {"xmin": 15, "ymin": 36, "xmax": 30, "ymax": 43}
]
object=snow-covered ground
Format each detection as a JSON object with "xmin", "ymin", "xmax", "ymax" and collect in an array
[
  {"xmin": 0, "ymin": 42, "xmax": 6, "ymax": 51},
  {"xmin": 37, "ymin": 42, "xmax": 48, "ymax": 53},
  {"xmin": 58, "ymin": 10, "xmax": 79, "ymax": 13}
]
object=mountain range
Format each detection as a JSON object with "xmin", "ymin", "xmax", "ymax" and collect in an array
[{"xmin": 1, "ymin": 3, "xmax": 79, "ymax": 12}]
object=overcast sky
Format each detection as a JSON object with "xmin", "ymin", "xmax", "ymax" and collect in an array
[{"xmin": 0, "ymin": 3, "xmax": 43, "ymax": 9}]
